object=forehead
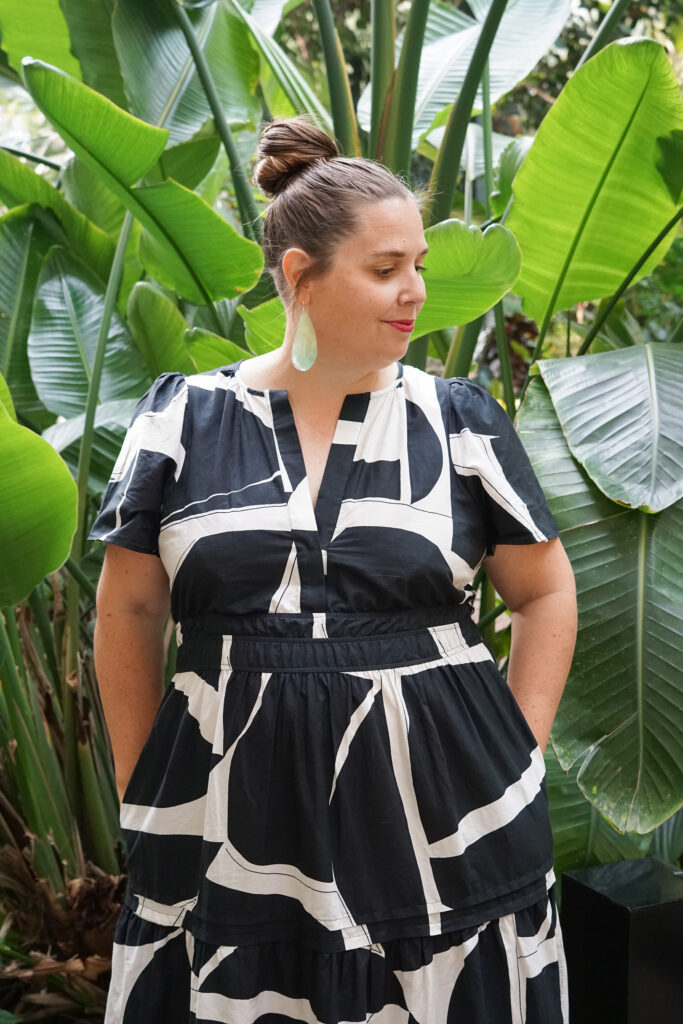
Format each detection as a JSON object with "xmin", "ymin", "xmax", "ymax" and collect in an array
[{"xmin": 341, "ymin": 197, "xmax": 426, "ymax": 254}]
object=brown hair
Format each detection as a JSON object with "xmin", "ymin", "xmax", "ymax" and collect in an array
[{"xmin": 252, "ymin": 115, "xmax": 427, "ymax": 305}]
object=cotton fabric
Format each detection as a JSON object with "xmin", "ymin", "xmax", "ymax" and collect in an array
[{"xmin": 89, "ymin": 360, "xmax": 568, "ymax": 1022}]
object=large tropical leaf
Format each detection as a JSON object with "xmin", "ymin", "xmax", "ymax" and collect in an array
[
  {"xmin": 60, "ymin": 0, "xmax": 129, "ymax": 108},
  {"xmin": 43, "ymin": 398, "xmax": 137, "ymax": 492},
  {"xmin": 22, "ymin": 59, "xmax": 264, "ymax": 303},
  {"xmin": 28, "ymin": 246, "xmax": 150, "ymax": 419},
  {"xmin": 0, "ymin": 0, "xmax": 81, "ymax": 78},
  {"xmin": 0, "ymin": 147, "xmax": 114, "ymax": 283},
  {"xmin": 518, "ymin": 376, "xmax": 683, "ymax": 834},
  {"xmin": 412, "ymin": 220, "xmax": 521, "ymax": 337},
  {"xmin": 545, "ymin": 749, "xmax": 651, "ymax": 882},
  {"xmin": 236, "ymin": 296, "xmax": 287, "ymax": 353},
  {"xmin": 0, "ymin": 382, "xmax": 78, "ymax": 606},
  {"xmin": 357, "ymin": 0, "xmax": 571, "ymax": 148},
  {"xmin": 112, "ymin": 0, "xmax": 259, "ymax": 144},
  {"xmin": 185, "ymin": 328, "xmax": 250, "ymax": 371},
  {"xmin": 538, "ymin": 345, "xmax": 683, "ymax": 513},
  {"xmin": 507, "ymin": 39, "xmax": 683, "ymax": 330},
  {"xmin": 231, "ymin": 0, "xmax": 333, "ymax": 133},
  {"xmin": 60, "ymin": 155, "xmax": 126, "ymax": 238},
  {"xmin": 0, "ymin": 206, "xmax": 58, "ymax": 429},
  {"xmin": 127, "ymin": 282, "xmax": 196, "ymax": 378}
]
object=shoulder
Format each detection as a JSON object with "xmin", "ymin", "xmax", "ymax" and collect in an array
[
  {"xmin": 443, "ymin": 376, "xmax": 511, "ymax": 433},
  {"xmin": 135, "ymin": 371, "xmax": 188, "ymax": 417}
]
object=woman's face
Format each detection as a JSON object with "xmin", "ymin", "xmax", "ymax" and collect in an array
[{"xmin": 296, "ymin": 196, "xmax": 428, "ymax": 373}]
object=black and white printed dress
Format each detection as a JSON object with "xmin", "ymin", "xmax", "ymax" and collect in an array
[{"xmin": 89, "ymin": 359, "xmax": 569, "ymax": 1024}]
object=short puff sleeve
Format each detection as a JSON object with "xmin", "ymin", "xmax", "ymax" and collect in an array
[
  {"xmin": 87, "ymin": 372, "xmax": 188, "ymax": 556},
  {"xmin": 448, "ymin": 378, "xmax": 559, "ymax": 557}
]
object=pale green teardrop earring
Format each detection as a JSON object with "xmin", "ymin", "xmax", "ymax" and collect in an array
[{"xmin": 291, "ymin": 304, "xmax": 318, "ymax": 372}]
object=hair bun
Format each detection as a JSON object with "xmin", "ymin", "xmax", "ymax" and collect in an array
[{"xmin": 252, "ymin": 117, "xmax": 339, "ymax": 197}]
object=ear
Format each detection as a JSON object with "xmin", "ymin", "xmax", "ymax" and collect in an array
[{"xmin": 282, "ymin": 248, "xmax": 314, "ymax": 303}]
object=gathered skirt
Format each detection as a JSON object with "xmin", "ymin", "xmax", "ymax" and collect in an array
[{"xmin": 105, "ymin": 606, "xmax": 569, "ymax": 1022}]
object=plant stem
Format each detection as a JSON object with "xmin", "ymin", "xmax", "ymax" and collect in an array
[
  {"xmin": 577, "ymin": 206, "xmax": 683, "ymax": 356},
  {"xmin": 426, "ymin": 0, "xmax": 509, "ymax": 226},
  {"xmin": 370, "ymin": 0, "xmax": 396, "ymax": 158},
  {"xmin": 494, "ymin": 303, "xmax": 515, "ymax": 418},
  {"xmin": 444, "ymin": 316, "xmax": 484, "ymax": 378},
  {"xmin": 576, "ymin": 0, "xmax": 632, "ymax": 70},
  {"xmin": 383, "ymin": 0, "xmax": 430, "ymax": 178},
  {"xmin": 173, "ymin": 1, "xmax": 263, "ymax": 242},
  {"xmin": 478, "ymin": 600, "xmax": 508, "ymax": 630},
  {"xmin": 310, "ymin": 0, "xmax": 361, "ymax": 155}
]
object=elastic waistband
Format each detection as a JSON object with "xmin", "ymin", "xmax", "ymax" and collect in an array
[{"xmin": 175, "ymin": 604, "xmax": 483, "ymax": 674}]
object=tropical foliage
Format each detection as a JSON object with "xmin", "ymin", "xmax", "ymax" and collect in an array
[{"xmin": 0, "ymin": 0, "xmax": 681, "ymax": 1016}]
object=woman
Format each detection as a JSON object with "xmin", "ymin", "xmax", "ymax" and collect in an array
[{"xmin": 90, "ymin": 116, "xmax": 577, "ymax": 1023}]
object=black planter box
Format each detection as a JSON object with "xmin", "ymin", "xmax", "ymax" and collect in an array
[{"xmin": 560, "ymin": 857, "xmax": 683, "ymax": 1023}]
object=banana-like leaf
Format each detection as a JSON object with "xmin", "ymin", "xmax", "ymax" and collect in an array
[
  {"xmin": 60, "ymin": 0, "xmax": 129, "ymax": 108},
  {"xmin": 237, "ymin": 296, "xmax": 287, "ymax": 353},
  {"xmin": 545, "ymin": 749, "xmax": 651, "ymax": 881},
  {"xmin": 649, "ymin": 807, "xmax": 683, "ymax": 866},
  {"xmin": 0, "ymin": 387, "xmax": 78, "ymax": 606},
  {"xmin": 60, "ymin": 156, "xmax": 126, "ymax": 238},
  {"xmin": 22, "ymin": 59, "xmax": 264, "ymax": 303},
  {"xmin": 112, "ymin": 0, "xmax": 259, "ymax": 145},
  {"xmin": 538, "ymin": 345, "xmax": 683, "ymax": 513},
  {"xmin": 489, "ymin": 136, "xmax": 534, "ymax": 217},
  {"xmin": 127, "ymin": 282, "xmax": 196, "ymax": 378},
  {"xmin": 0, "ymin": 206, "xmax": 58, "ymax": 429},
  {"xmin": 357, "ymin": 0, "xmax": 571, "ymax": 148},
  {"xmin": 231, "ymin": 0, "xmax": 333, "ymax": 133},
  {"xmin": 28, "ymin": 246, "xmax": 150, "ymax": 419},
  {"xmin": 43, "ymin": 398, "xmax": 137, "ymax": 491},
  {"xmin": 518, "ymin": 377, "xmax": 683, "ymax": 834},
  {"xmin": 185, "ymin": 328, "xmax": 250, "ymax": 372},
  {"xmin": 507, "ymin": 39, "xmax": 683, "ymax": 329},
  {"xmin": 0, "ymin": 147, "xmax": 114, "ymax": 283},
  {"xmin": 0, "ymin": 0, "xmax": 81, "ymax": 78},
  {"xmin": 151, "ymin": 135, "xmax": 222, "ymax": 192},
  {"xmin": 421, "ymin": 121, "xmax": 524, "ymax": 179},
  {"xmin": 412, "ymin": 220, "xmax": 521, "ymax": 337}
]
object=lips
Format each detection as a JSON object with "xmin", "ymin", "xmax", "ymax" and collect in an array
[{"xmin": 384, "ymin": 320, "xmax": 415, "ymax": 333}]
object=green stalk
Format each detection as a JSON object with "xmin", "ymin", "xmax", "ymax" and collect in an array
[
  {"xmin": 383, "ymin": 0, "xmax": 430, "ymax": 178},
  {"xmin": 576, "ymin": 0, "xmax": 632, "ymax": 70},
  {"xmin": 425, "ymin": 0, "xmax": 509, "ymax": 226},
  {"xmin": 481, "ymin": 59, "xmax": 514, "ymax": 416},
  {"xmin": 77, "ymin": 740, "xmax": 119, "ymax": 874},
  {"xmin": 28, "ymin": 585, "xmax": 60, "ymax": 691},
  {"xmin": 65, "ymin": 556, "xmax": 97, "ymax": 605},
  {"xmin": 310, "ymin": 0, "xmax": 361, "ymax": 156},
  {"xmin": 402, "ymin": 335, "xmax": 429, "ymax": 368},
  {"xmin": 478, "ymin": 575, "xmax": 497, "ymax": 649},
  {"xmin": 444, "ymin": 316, "xmax": 484, "ymax": 378},
  {"xmin": 0, "ymin": 145, "xmax": 62, "ymax": 171},
  {"xmin": 173, "ymin": 1, "xmax": 263, "ymax": 243},
  {"xmin": 478, "ymin": 600, "xmax": 508, "ymax": 630},
  {"xmin": 494, "ymin": 303, "xmax": 515, "ymax": 418},
  {"xmin": 370, "ymin": 0, "xmax": 396, "ymax": 158},
  {"xmin": 576, "ymin": 206, "xmax": 683, "ymax": 356},
  {"xmin": 64, "ymin": 210, "xmax": 135, "ymax": 814}
]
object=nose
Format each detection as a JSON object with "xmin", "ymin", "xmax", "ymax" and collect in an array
[{"xmin": 400, "ymin": 267, "xmax": 426, "ymax": 310}]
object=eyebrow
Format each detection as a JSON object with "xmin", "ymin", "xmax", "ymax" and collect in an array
[{"xmin": 368, "ymin": 247, "xmax": 429, "ymax": 258}]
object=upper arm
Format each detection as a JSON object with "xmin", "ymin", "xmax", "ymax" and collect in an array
[
  {"xmin": 96, "ymin": 543, "xmax": 171, "ymax": 621},
  {"xmin": 483, "ymin": 536, "xmax": 576, "ymax": 613}
]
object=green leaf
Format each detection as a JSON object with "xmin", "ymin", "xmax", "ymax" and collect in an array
[
  {"xmin": 111, "ymin": 0, "xmax": 260, "ymax": 144},
  {"xmin": 656, "ymin": 128, "xmax": 683, "ymax": 204},
  {"xmin": 0, "ymin": 384, "xmax": 78, "ymax": 605},
  {"xmin": 60, "ymin": 0, "xmax": 129, "ymax": 108},
  {"xmin": 545, "ymin": 748, "xmax": 651, "ymax": 882},
  {"xmin": 236, "ymin": 296, "xmax": 286, "ymax": 353},
  {"xmin": 28, "ymin": 246, "xmax": 150, "ymax": 419},
  {"xmin": 0, "ymin": 0, "xmax": 81, "ymax": 78},
  {"xmin": 185, "ymin": 327, "xmax": 250, "ymax": 372},
  {"xmin": 358, "ymin": 0, "xmax": 571, "ymax": 148},
  {"xmin": 519, "ymin": 377, "xmax": 683, "ymax": 833},
  {"xmin": 231, "ymin": 0, "xmax": 333, "ymax": 133},
  {"xmin": 489, "ymin": 135, "xmax": 534, "ymax": 217},
  {"xmin": 43, "ymin": 398, "xmax": 137, "ymax": 491},
  {"xmin": 21, "ymin": 59, "xmax": 264, "ymax": 303},
  {"xmin": 61, "ymin": 155, "xmax": 126, "ymax": 237},
  {"xmin": 0, "ymin": 206, "xmax": 58, "ymax": 429},
  {"xmin": 538, "ymin": 345, "xmax": 683, "ymax": 513},
  {"xmin": 127, "ymin": 282, "xmax": 196, "ymax": 378},
  {"xmin": 412, "ymin": 220, "xmax": 521, "ymax": 336},
  {"xmin": 0, "ymin": 146, "xmax": 115, "ymax": 283},
  {"xmin": 507, "ymin": 39, "xmax": 683, "ymax": 329}
]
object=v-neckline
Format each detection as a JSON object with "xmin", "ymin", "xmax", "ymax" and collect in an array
[{"xmin": 233, "ymin": 360, "xmax": 404, "ymax": 547}]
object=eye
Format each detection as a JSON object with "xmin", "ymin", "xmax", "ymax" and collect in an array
[
  {"xmin": 375, "ymin": 268, "xmax": 394, "ymax": 278},
  {"xmin": 416, "ymin": 265, "xmax": 427, "ymax": 274}
]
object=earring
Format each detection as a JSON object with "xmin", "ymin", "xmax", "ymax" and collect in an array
[{"xmin": 291, "ymin": 304, "xmax": 317, "ymax": 372}]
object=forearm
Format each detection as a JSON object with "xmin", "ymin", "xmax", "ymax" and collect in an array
[
  {"xmin": 93, "ymin": 607, "xmax": 166, "ymax": 801},
  {"xmin": 506, "ymin": 590, "xmax": 577, "ymax": 754}
]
